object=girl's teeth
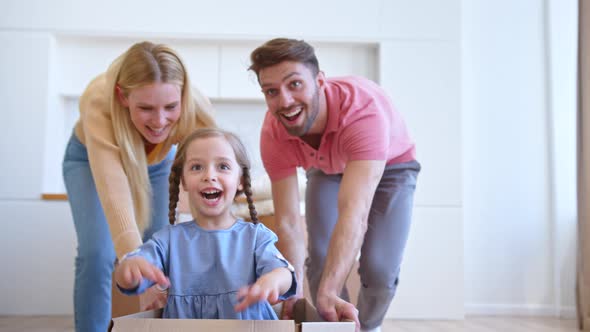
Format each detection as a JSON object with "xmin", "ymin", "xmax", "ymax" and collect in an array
[{"xmin": 201, "ymin": 190, "xmax": 222, "ymax": 200}]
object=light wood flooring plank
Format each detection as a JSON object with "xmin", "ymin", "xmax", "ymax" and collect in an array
[{"xmin": 382, "ymin": 317, "xmax": 577, "ymax": 332}]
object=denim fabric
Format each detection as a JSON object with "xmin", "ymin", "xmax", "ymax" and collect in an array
[{"xmin": 62, "ymin": 133, "xmax": 174, "ymax": 332}]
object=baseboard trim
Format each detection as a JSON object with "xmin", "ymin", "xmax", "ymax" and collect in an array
[
  {"xmin": 465, "ymin": 304, "xmax": 577, "ymax": 318},
  {"xmin": 559, "ymin": 306, "xmax": 577, "ymax": 319}
]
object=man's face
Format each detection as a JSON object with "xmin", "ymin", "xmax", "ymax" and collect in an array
[{"xmin": 258, "ymin": 61, "xmax": 322, "ymax": 137}]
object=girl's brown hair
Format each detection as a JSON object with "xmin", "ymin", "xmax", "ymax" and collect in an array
[{"xmin": 168, "ymin": 128, "xmax": 258, "ymax": 225}]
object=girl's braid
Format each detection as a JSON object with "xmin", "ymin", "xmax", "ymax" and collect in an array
[
  {"xmin": 168, "ymin": 164, "xmax": 182, "ymax": 225},
  {"xmin": 241, "ymin": 166, "xmax": 259, "ymax": 224}
]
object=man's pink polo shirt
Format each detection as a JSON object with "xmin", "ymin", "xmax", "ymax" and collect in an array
[{"xmin": 260, "ymin": 76, "xmax": 416, "ymax": 182}]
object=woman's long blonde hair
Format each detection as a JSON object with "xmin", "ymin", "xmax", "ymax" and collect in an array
[{"xmin": 107, "ymin": 41, "xmax": 215, "ymax": 233}]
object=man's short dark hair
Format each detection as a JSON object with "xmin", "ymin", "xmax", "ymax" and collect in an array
[{"xmin": 249, "ymin": 38, "xmax": 320, "ymax": 78}]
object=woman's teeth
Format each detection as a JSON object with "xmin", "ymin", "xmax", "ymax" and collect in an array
[{"xmin": 149, "ymin": 127, "xmax": 165, "ymax": 134}]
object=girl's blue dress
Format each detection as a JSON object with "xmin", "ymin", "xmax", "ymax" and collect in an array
[{"xmin": 119, "ymin": 219, "xmax": 296, "ymax": 319}]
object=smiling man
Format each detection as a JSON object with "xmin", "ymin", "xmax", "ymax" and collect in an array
[{"xmin": 249, "ymin": 38, "xmax": 421, "ymax": 332}]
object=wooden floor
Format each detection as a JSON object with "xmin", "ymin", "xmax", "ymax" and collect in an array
[
  {"xmin": 0, "ymin": 316, "xmax": 579, "ymax": 332},
  {"xmin": 382, "ymin": 317, "xmax": 578, "ymax": 332}
]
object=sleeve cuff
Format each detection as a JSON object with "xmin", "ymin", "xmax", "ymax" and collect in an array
[
  {"xmin": 117, "ymin": 278, "xmax": 151, "ymax": 295},
  {"xmin": 113, "ymin": 231, "xmax": 143, "ymax": 260},
  {"xmin": 279, "ymin": 271, "xmax": 298, "ymax": 300}
]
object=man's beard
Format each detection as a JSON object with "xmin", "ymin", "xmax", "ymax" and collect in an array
[{"xmin": 285, "ymin": 87, "xmax": 320, "ymax": 137}]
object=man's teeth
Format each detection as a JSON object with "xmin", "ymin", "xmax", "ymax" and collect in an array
[{"xmin": 284, "ymin": 107, "xmax": 302, "ymax": 118}]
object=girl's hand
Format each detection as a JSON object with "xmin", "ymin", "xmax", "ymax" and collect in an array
[
  {"xmin": 234, "ymin": 274, "xmax": 281, "ymax": 312},
  {"xmin": 140, "ymin": 285, "xmax": 168, "ymax": 311},
  {"xmin": 114, "ymin": 256, "xmax": 169, "ymax": 291}
]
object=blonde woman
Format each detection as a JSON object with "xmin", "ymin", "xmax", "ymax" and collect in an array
[{"xmin": 62, "ymin": 41, "xmax": 215, "ymax": 332}]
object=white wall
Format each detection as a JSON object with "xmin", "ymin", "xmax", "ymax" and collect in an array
[
  {"xmin": 0, "ymin": 0, "xmax": 463, "ymax": 318},
  {"xmin": 1, "ymin": 0, "xmax": 576, "ymax": 321},
  {"xmin": 547, "ymin": 0, "xmax": 578, "ymax": 317},
  {"xmin": 462, "ymin": 0, "xmax": 577, "ymax": 317}
]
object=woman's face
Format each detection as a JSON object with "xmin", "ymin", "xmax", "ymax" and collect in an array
[{"xmin": 121, "ymin": 82, "xmax": 182, "ymax": 146}]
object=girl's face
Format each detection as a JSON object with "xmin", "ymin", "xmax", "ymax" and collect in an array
[
  {"xmin": 120, "ymin": 82, "xmax": 182, "ymax": 147},
  {"xmin": 182, "ymin": 136, "xmax": 242, "ymax": 228}
]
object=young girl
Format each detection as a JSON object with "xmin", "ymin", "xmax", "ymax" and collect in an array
[{"xmin": 114, "ymin": 128, "xmax": 296, "ymax": 319}]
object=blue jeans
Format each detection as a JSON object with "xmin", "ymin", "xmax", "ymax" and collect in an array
[
  {"xmin": 62, "ymin": 133, "xmax": 174, "ymax": 332},
  {"xmin": 304, "ymin": 160, "xmax": 420, "ymax": 330}
]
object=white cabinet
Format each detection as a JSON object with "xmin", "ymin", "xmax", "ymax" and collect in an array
[{"xmin": 219, "ymin": 44, "xmax": 262, "ymax": 100}]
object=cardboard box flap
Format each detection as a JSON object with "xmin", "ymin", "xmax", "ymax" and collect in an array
[
  {"xmin": 300, "ymin": 322, "xmax": 355, "ymax": 332},
  {"xmin": 116, "ymin": 308, "xmax": 163, "ymax": 319},
  {"xmin": 293, "ymin": 298, "xmax": 321, "ymax": 323},
  {"xmin": 108, "ymin": 308, "xmax": 162, "ymax": 331},
  {"xmin": 109, "ymin": 299, "xmax": 353, "ymax": 332},
  {"xmin": 111, "ymin": 317, "xmax": 293, "ymax": 332}
]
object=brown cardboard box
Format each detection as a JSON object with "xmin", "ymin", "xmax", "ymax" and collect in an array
[
  {"xmin": 108, "ymin": 298, "xmax": 355, "ymax": 332},
  {"xmin": 111, "ymin": 271, "xmax": 140, "ymax": 318}
]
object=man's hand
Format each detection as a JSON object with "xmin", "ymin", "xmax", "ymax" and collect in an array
[{"xmin": 317, "ymin": 293, "xmax": 360, "ymax": 331}]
